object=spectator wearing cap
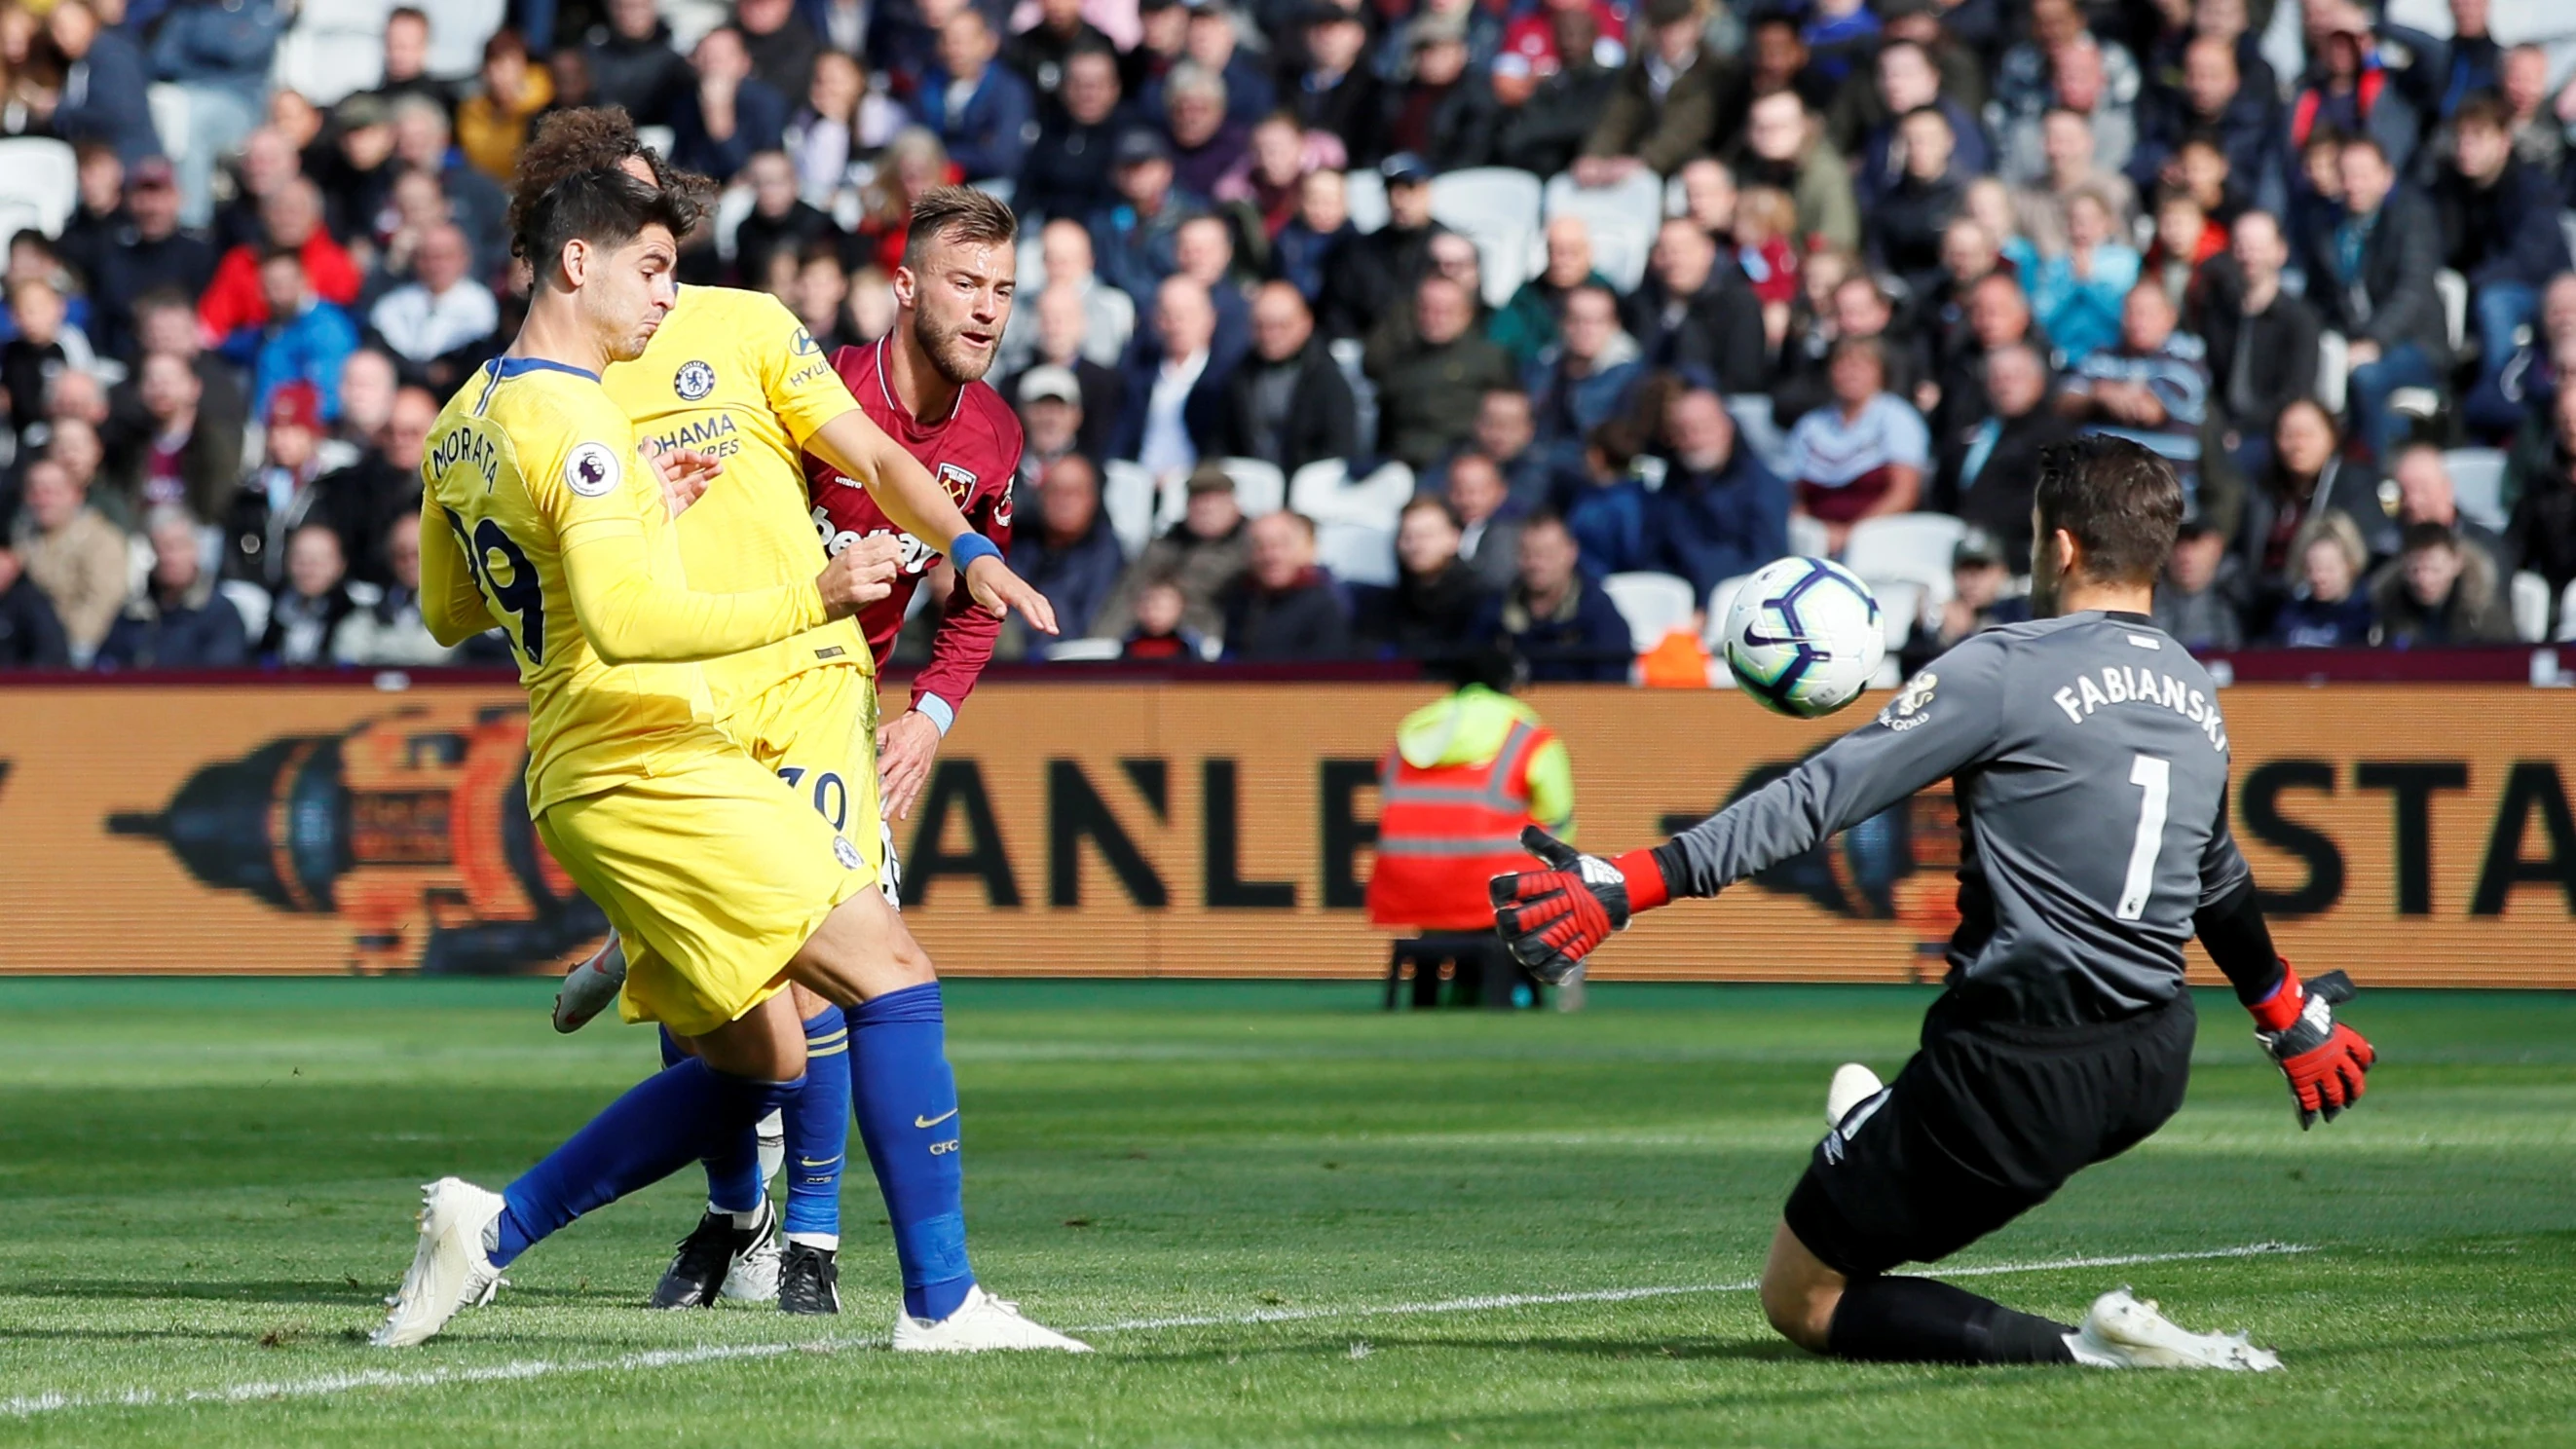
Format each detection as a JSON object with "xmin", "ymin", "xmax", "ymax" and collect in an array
[
  {"xmin": 1288, "ymin": 4, "xmax": 1386, "ymax": 167},
  {"xmin": 1473, "ymin": 512, "xmax": 1628, "ymax": 682},
  {"xmin": 1934, "ymin": 341, "xmax": 2070, "ymax": 574},
  {"xmin": 367, "ymin": 223, "xmax": 500, "ymax": 392},
  {"xmin": 1525, "ymin": 282, "xmax": 1641, "ymax": 450},
  {"xmin": 1908, "ymin": 528, "xmax": 2033, "ymax": 661},
  {"xmin": 261, "ymin": 523, "xmax": 368, "ymax": 666},
  {"xmin": 1783, "ymin": 336, "xmax": 1928, "ymax": 555},
  {"xmin": 2433, "ymin": 93, "xmax": 2570, "ymax": 402},
  {"xmin": 42, "ymin": 0, "xmax": 161, "ymax": 166},
  {"xmin": 585, "ymin": 0, "xmax": 697, "ymax": 125},
  {"xmin": 1650, "ymin": 387, "xmax": 1787, "ymax": 599},
  {"xmin": 1487, "ymin": 29, "xmax": 1617, "ymax": 178},
  {"xmin": 737, "ymin": 0, "xmax": 823, "ymax": 104},
  {"xmin": 332, "ymin": 511, "xmax": 455, "ymax": 666},
  {"xmin": 1724, "ymin": 92, "xmax": 1858, "ymax": 255},
  {"xmin": 1009, "ymin": 454, "xmax": 1126, "ymax": 641},
  {"xmin": 97, "ymin": 505, "xmax": 250, "ymax": 669},
  {"xmin": 458, "ymin": 28, "xmax": 556, "ymax": 183},
  {"xmin": 1353, "ymin": 496, "xmax": 1493, "ymax": 659},
  {"xmin": 1221, "ymin": 509, "xmax": 1349, "ymax": 659},
  {"xmin": 919, "ymin": 9, "xmax": 1036, "ymax": 184},
  {"xmin": 2372, "ymin": 522, "xmax": 2513, "ymax": 647},
  {"xmin": 1370, "ymin": 275, "xmax": 1517, "ymax": 471},
  {"xmin": 2190, "ymin": 210, "xmax": 2319, "ymax": 466},
  {"xmin": 1090, "ymin": 129, "xmax": 1203, "ymax": 303},
  {"xmin": 225, "ymin": 379, "xmax": 353, "ymax": 590},
  {"xmin": 311, "ymin": 93, "xmax": 402, "ymax": 243},
  {"xmin": 197, "ymin": 179, "xmax": 362, "ymax": 348},
  {"xmin": 108, "ymin": 351, "xmax": 242, "ymax": 529},
  {"xmin": 147, "ymin": 0, "xmax": 288, "ymax": 226},
  {"xmin": 1020, "ymin": 45, "xmax": 1132, "ymax": 224},
  {"xmin": 1315, "ymin": 152, "xmax": 1442, "ymax": 339},
  {"xmin": 1007, "ymin": 363, "xmax": 1092, "ymax": 497},
  {"xmin": 1181, "ymin": 1, "xmax": 1277, "ymax": 128},
  {"xmin": 92, "ymin": 158, "xmax": 214, "ymax": 362},
  {"xmin": 1574, "ymin": 0, "xmax": 1718, "ymax": 186},
  {"xmin": 0, "ymin": 542, "xmax": 70, "ymax": 668},
  {"xmin": 1093, "ymin": 463, "xmax": 1251, "ymax": 642},
  {"xmin": 1213, "ymin": 281, "xmax": 1355, "ymax": 476},
  {"xmin": 669, "ymin": 25, "xmax": 792, "ymax": 179},
  {"xmin": 2152, "ymin": 518, "xmax": 2245, "ymax": 651},
  {"xmin": 11, "ymin": 459, "xmax": 126, "ymax": 662},
  {"xmin": 1007, "ymin": 0, "xmax": 1117, "ymax": 100},
  {"xmin": 1388, "ymin": 10, "xmax": 1496, "ymax": 172},
  {"xmin": 1114, "ymin": 275, "xmax": 1233, "ymax": 477},
  {"xmin": 248, "ymin": 250, "xmax": 359, "ymax": 426},
  {"xmin": 1007, "ymin": 289, "xmax": 1124, "ymax": 457},
  {"xmin": 1163, "ymin": 62, "xmax": 1249, "ymax": 200},
  {"xmin": 2059, "ymin": 281, "xmax": 2216, "ymax": 516}
]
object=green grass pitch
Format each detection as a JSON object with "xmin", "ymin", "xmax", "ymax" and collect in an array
[{"xmin": 1, "ymin": 977, "xmax": 2571, "ymax": 1448}]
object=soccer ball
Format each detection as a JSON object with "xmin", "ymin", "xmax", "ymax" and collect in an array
[{"xmin": 1720, "ymin": 557, "xmax": 1886, "ymax": 718}]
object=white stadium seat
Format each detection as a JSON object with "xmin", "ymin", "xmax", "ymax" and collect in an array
[
  {"xmin": 1866, "ymin": 578, "xmax": 1927, "ymax": 654},
  {"xmin": 1288, "ymin": 458, "xmax": 1412, "ymax": 528},
  {"xmin": 425, "ymin": 0, "xmax": 507, "ymax": 78},
  {"xmin": 2442, "ymin": 447, "xmax": 2508, "ymax": 534},
  {"xmin": 1701, "ymin": 573, "xmax": 1754, "ymax": 648},
  {"xmin": 1316, "ymin": 518, "xmax": 1396, "ymax": 586},
  {"xmin": 1428, "ymin": 167, "xmax": 1544, "ymax": 308},
  {"xmin": 1785, "ymin": 513, "xmax": 1831, "ymax": 560},
  {"xmin": 635, "ymin": 125, "xmax": 678, "ymax": 160},
  {"xmin": 273, "ymin": 29, "xmax": 386, "ymax": 106},
  {"xmin": 2316, "ymin": 332, "xmax": 2348, "ymax": 415},
  {"xmin": 713, "ymin": 184, "xmax": 754, "ymax": 257},
  {"xmin": 1724, "ymin": 394, "xmax": 1794, "ymax": 479},
  {"xmin": 147, "ymin": 84, "xmax": 192, "ymax": 167},
  {"xmin": 0, "ymin": 139, "xmax": 78, "ymax": 239},
  {"xmin": 1542, "ymin": 169, "xmax": 1665, "ymax": 294},
  {"xmin": 2510, "ymin": 570, "xmax": 2550, "ymax": 643},
  {"xmin": 1216, "ymin": 458, "xmax": 1286, "ymax": 518},
  {"xmin": 662, "ymin": 0, "xmax": 729, "ymax": 55},
  {"xmin": 1101, "ymin": 460, "xmax": 1157, "ymax": 558},
  {"xmin": 1841, "ymin": 513, "xmax": 1966, "ymax": 605},
  {"xmin": 1043, "ymin": 637, "xmax": 1126, "ymax": 661},
  {"xmin": 2435, "ymin": 269, "xmax": 2468, "ymax": 354},
  {"xmin": 2560, "ymin": 579, "xmax": 2576, "ymax": 643},
  {"xmin": 1343, "ymin": 168, "xmax": 1388, "ymax": 235},
  {"xmin": 1600, "ymin": 571, "xmax": 1697, "ymax": 652}
]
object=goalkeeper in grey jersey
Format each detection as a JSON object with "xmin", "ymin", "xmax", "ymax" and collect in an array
[{"xmin": 1490, "ymin": 437, "xmax": 2376, "ymax": 1370}]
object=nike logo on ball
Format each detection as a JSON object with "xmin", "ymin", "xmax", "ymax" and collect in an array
[{"xmin": 915, "ymin": 1108, "xmax": 958, "ymax": 1129}]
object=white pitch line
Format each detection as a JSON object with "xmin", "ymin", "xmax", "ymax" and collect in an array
[{"xmin": 0, "ymin": 1243, "xmax": 2309, "ymax": 1419}]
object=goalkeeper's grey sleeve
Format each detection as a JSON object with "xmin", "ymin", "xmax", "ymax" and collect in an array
[{"xmin": 1652, "ymin": 633, "xmax": 2011, "ymax": 898}]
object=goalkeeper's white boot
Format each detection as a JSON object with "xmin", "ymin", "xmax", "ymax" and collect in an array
[
  {"xmin": 374, "ymin": 1177, "xmax": 506, "ymax": 1348},
  {"xmin": 553, "ymin": 936, "xmax": 628, "ymax": 1033},
  {"xmin": 1826, "ymin": 1062, "xmax": 1885, "ymax": 1128},
  {"xmin": 2067, "ymin": 1288, "xmax": 2281, "ymax": 1371},
  {"xmin": 892, "ymin": 1285, "xmax": 1093, "ymax": 1353}
]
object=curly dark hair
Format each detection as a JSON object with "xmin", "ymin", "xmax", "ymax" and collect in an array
[{"xmin": 507, "ymin": 108, "xmax": 715, "ymax": 258}]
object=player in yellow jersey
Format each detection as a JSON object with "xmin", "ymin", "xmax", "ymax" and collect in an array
[{"xmin": 376, "ymin": 163, "xmax": 1084, "ymax": 1354}]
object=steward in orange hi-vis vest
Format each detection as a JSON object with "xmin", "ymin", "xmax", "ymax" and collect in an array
[{"xmin": 1366, "ymin": 683, "xmax": 1576, "ymax": 934}]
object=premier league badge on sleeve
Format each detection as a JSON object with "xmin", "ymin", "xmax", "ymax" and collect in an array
[
  {"xmin": 565, "ymin": 441, "xmax": 620, "ymax": 497},
  {"xmin": 674, "ymin": 360, "xmax": 717, "ymax": 401}
]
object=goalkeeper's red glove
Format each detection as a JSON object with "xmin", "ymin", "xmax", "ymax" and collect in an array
[
  {"xmin": 1488, "ymin": 827, "xmax": 1671, "ymax": 985},
  {"xmin": 2250, "ymin": 963, "xmax": 2375, "ymax": 1130}
]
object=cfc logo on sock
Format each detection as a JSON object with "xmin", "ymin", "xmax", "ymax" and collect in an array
[{"xmin": 929, "ymin": 1138, "xmax": 959, "ymax": 1156}]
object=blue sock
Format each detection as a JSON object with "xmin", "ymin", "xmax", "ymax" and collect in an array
[
  {"xmin": 665, "ymin": 1028, "xmax": 765, "ymax": 1215},
  {"xmin": 783, "ymin": 1004, "xmax": 851, "ymax": 1243},
  {"xmin": 492, "ymin": 1059, "xmax": 803, "ymax": 1267},
  {"xmin": 848, "ymin": 983, "xmax": 973, "ymax": 1319}
]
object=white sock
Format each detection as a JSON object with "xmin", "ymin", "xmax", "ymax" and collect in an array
[
  {"xmin": 786, "ymin": 1231, "xmax": 839, "ymax": 1251},
  {"xmin": 715, "ymin": 1202, "xmax": 766, "ymax": 1232}
]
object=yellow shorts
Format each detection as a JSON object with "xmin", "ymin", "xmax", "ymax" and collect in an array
[
  {"xmin": 591, "ymin": 666, "xmax": 886, "ymax": 1036},
  {"xmin": 538, "ymin": 725, "xmax": 873, "ymax": 1039}
]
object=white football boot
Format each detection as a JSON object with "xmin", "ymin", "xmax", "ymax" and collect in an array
[
  {"xmin": 2066, "ymin": 1288, "xmax": 2282, "ymax": 1371},
  {"xmin": 553, "ymin": 936, "xmax": 628, "ymax": 1033},
  {"xmin": 892, "ymin": 1285, "xmax": 1093, "ymax": 1353},
  {"xmin": 1826, "ymin": 1062, "xmax": 1885, "ymax": 1127},
  {"xmin": 719, "ymin": 1207, "xmax": 784, "ymax": 1304},
  {"xmin": 374, "ymin": 1177, "xmax": 506, "ymax": 1347}
]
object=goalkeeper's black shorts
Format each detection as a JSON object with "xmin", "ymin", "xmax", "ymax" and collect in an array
[{"xmin": 1783, "ymin": 989, "xmax": 2197, "ymax": 1279}]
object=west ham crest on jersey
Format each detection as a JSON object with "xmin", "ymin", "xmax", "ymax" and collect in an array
[
  {"xmin": 674, "ymin": 359, "xmax": 716, "ymax": 401},
  {"xmin": 936, "ymin": 462, "xmax": 978, "ymax": 505}
]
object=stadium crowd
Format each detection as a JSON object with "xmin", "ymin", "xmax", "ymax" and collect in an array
[{"xmin": 1, "ymin": 0, "xmax": 2574, "ymax": 679}]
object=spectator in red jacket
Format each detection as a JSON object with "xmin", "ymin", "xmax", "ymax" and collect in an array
[{"xmin": 196, "ymin": 178, "xmax": 360, "ymax": 346}]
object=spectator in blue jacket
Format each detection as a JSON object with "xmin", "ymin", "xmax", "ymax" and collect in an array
[
  {"xmin": 44, "ymin": 1, "xmax": 161, "ymax": 165},
  {"xmin": 1011, "ymin": 455, "xmax": 1127, "ymax": 640},
  {"xmin": 249, "ymin": 250, "xmax": 358, "ymax": 423},
  {"xmin": 1650, "ymin": 387, "xmax": 1788, "ymax": 599},
  {"xmin": 1475, "ymin": 512, "xmax": 1630, "ymax": 682},
  {"xmin": 1090, "ymin": 130, "xmax": 1203, "ymax": 303},
  {"xmin": 1525, "ymin": 284, "xmax": 1643, "ymax": 450},
  {"xmin": 2267, "ymin": 515, "xmax": 2378, "ymax": 647},
  {"xmin": 1565, "ymin": 420, "xmax": 1651, "ymax": 577},
  {"xmin": 918, "ymin": 9, "xmax": 1036, "ymax": 185},
  {"xmin": 149, "ymin": 0, "xmax": 286, "ymax": 225},
  {"xmin": 668, "ymin": 25, "xmax": 789, "ymax": 179},
  {"xmin": 95, "ymin": 506, "xmax": 248, "ymax": 669},
  {"xmin": 2433, "ymin": 93, "xmax": 2570, "ymax": 399}
]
